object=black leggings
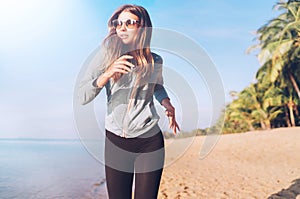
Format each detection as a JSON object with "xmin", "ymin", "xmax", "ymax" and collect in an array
[{"xmin": 105, "ymin": 129, "xmax": 165, "ymax": 199}]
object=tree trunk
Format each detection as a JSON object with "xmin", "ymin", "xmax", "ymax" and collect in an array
[
  {"xmin": 260, "ymin": 120, "xmax": 266, "ymax": 130},
  {"xmin": 265, "ymin": 119, "xmax": 271, "ymax": 129},
  {"xmin": 288, "ymin": 69, "xmax": 300, "ymax": 99},
  {"xmin": 285, "ymin": 107, "xmax": 292, "ymax": 127},
  {"xmin": 246, "ymin": 120, "xmax": 255, "ymax": 131},
  {"xmin": 287, "ymin": 102, "xmax": 296, "ymax": 127}
]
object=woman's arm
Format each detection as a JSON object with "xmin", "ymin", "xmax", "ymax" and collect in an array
[
  {"xmin": 152, "ymin": 52, "xmax": 180, "ymax": 134},
  {"xmin": 78, "ymin": 46, "xmax": 110, "ymax": 105}
]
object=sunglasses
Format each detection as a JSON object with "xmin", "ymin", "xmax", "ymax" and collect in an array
[{"xmin": 111, "ymin": 19, "xmax": 140, "ymax": 30}]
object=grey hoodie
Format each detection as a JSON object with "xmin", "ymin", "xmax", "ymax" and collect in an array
[{"xmin": 78, "ymin": 52, "xmax": 169, "ymax": 138}]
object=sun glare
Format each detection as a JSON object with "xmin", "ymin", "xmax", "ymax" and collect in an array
[
  {"xmin": 0, "ymin": 0, "xmax": 43, "ymax": 26},
  {"xmin": 0, "ymin": 0, "xmax": 70, "ymax": 51}
]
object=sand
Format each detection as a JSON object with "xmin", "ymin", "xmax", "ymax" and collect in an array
[
  {"xmin": 88, "ymin": 127, "xmax": 300, "ymax": 198},
  {"xmin": 158, "ymin": 127, "xmax": 300, "ymax": 199}
]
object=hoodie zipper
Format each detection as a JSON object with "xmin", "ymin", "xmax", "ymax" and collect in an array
[{"xmin": 122, "ymin": 73, "xmax": 136, "ymax": 138}]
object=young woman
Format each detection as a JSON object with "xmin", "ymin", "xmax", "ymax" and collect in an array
[{"xmin": 79, "ymin": 4, "xmax": 179, "ymax": 199}]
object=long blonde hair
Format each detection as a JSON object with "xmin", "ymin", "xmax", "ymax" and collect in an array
[
  {"xmin": 101, "ymin": 4, "xmax": 154, "ymax": 76},
  {"xmin": 100, "ymin": 4, "xmax": 155, "ymax": 105}
]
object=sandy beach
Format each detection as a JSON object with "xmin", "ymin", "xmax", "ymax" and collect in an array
[{"xmin": 158, "ymin": 127, "xmax": 300, "ymax": 199}]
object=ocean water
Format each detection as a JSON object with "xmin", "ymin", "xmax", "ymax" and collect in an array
[{"xmin": 0, "ymin": 139, "xmax": 108, "ymax": 199}]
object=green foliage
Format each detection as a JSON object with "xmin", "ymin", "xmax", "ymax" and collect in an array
[{"xmin": 221, "ymin": 0, "xmax": 300, "ymax": 134}]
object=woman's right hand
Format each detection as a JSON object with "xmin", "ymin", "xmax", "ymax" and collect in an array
[
  {"xmin": 95, "ymin": 55, "xmax": 135, "ymax": 88},
  {"xmin": 105, "ymin": 55, "xmax": 135, "ymax": 78}
]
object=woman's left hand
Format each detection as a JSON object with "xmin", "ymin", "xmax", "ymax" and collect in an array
[
  {"xmin": 165, "ymin": 108, "xmax": 180, "ymax": 135},
  {"xmin": 161, "ymin": 98, "xmax": 180, "ymax": 135}
]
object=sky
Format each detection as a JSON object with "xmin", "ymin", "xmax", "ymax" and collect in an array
[{"xmin": 0, "ymin": 0, "xmax": 280, "ymax": 139}]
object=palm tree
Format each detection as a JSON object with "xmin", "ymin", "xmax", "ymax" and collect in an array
[
  {"xmin": 279, "ymin": 87, "xmax": 299, "ymax": 126},
  {"xmin": 239, "ymin": 84, "xmax": 273, "ymax": 129},
  {"xmin": 221, "ymin": 0, "xmax": 300, "ymax": 133},
  {"xmin": 223, "ymin": 104, "xmax": 251, "ymax": 134},
  {"xmin": 248, "ymin": 0, "xmax": 300, "ymax": 98},
  {"xmin": 233, "ymin": 83, "xmax": 284, "ymax": 130},
  {"xmin": 228, "ymin": 98, "xmax": 255, "ymax": 131}
]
